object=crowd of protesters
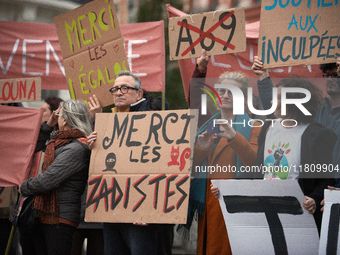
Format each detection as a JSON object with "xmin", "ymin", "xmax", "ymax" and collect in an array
[{"xmin": 1, "ymin": 51, "xmax": 340, "ymax": 255}]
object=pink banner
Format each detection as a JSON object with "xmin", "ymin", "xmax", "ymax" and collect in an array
[
  {"xmin": 0, "ymin": 21, "xmax": 65, "ymax": 90},
  {"xmin": 166, "ymin": 4, "xmax": 324, "ymax": 101},
  {"xmin": 0, "ymin": 20, "xmax": 165, "ymax": 92},
  {"xmin": 0, "ymin": 105, "xmax": 42, "ymax": 186},
  {"xmin": 121, "ymin": 21, "xmax": 165, "ymax": 92}
]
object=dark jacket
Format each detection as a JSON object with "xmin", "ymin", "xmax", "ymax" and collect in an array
[
  {"xmin": 130, "ymin": 98, "xmax": 151, "ymax": 112},
  {"xmin": 35, "ymin": 122, "xmax": 55, "ymax": 153},
  {"xmin": 255, "ymin": 121, "xmax": 336, "ymax": 230},
  {"xmin": 257, "ymin": 77, "xmax": 340, "ymax": 186},
  {"xmin": 21, "ymin": 138, "xmax": 90, "ymax": 223}
]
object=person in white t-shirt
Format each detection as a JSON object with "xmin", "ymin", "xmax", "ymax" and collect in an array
[
  {"xmin": 254, "ymin": 77, "xmax": 336, "ymax": 232},
  {"xmin": 212, "ymin": 77, "xmax": 337, "ymax": 232}
]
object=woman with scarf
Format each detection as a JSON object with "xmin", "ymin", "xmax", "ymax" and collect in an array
[
  {"xmin": 20, "ymin": 100, "xmax": 92, "ymax": 255},
  {"xmin": 182, "ymin": 51, "xmax": 261, "ymax": 254}
]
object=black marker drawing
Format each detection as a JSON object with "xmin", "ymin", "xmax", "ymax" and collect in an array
[
  {"xmin": 102, "ymin": 152, "xmax": 117, "ymax": 174},
  {"xmin": 327, "ymin": 203, "xmax": 340, "ymax": 255},
  {"xmin": 224, "ymin": 195, "xmax": 303, "ymax": 255}
]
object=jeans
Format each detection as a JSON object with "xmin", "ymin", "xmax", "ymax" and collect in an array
[
  {"xmin": 34, "ymin": 223, "xmax": 76, "ymax": 255},
  {"xmin": 103, "ymin": 223, "xmax": 158, "ymax": 255}
]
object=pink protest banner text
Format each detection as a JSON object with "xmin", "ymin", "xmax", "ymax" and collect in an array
[
  {"xmin": 0, "ymin": 20, "xmax": 164, "ymax": 93},
  {"xmin": 0, "ymin": 21, "xmax": 65, "ymax": 90}
]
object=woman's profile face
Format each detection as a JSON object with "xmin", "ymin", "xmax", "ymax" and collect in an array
[
  {"xmin": 57, "ymin": 108, "xmax": 65, "ymax": 131},
  {"xmin": 41, "ymin": 102, "xmax": 52, "ymax": 123},
  {"xmin": 216, "ymin": 79, "xmax": 243, "ymax": 111}
]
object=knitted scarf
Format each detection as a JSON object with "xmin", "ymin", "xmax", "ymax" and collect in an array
[
  {"xmin": 177, "ymin": 112, "xmax": 252, "ymax": 237},
  {"xmin": 32, "ymin": 129, "xmax": 86, "ymax": 221}
]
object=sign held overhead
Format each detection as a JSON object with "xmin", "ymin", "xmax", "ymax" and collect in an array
[
  {"xmin": 169, "ymin": 8, "xmax": 246, "ymax": 60},
  {"xmin": 54, "ymin": 0, "xmax": 129, "ymax": 107},
  {"xmin": 258, "ymin": 0, "xmax": 340, "ymax": 68}
]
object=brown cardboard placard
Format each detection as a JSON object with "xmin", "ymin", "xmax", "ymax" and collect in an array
[
  {"xmin": 169, "ymin": 8, "xmax": 246, "ymax": 60},
  {"xmin": 62, "ymin": 38, "xmax": 127, "ymax": 104},
  {"xmin": 54, "ymin": 0, "xmax": 129, "ymax": 107},
  {"xmin": 54, "ymin": 0, "xmax": 122, "ymax": 59},
  {"xmin": 258, "ymin": 0, "xmax": 340, "ymax": 68},
  {"xmin": 85, "ymin": 174, "xmax": 190, "ymax": 223},
  {"xmin": 0, "ymin": 77, "xmax": 41, "ymax": 104},
  {"xmin": 85, "ymin": 109, "xmax": 198, "ymax": 223}
]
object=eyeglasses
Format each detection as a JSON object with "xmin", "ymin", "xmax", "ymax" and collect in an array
[
  {"xmin": 54, "ymin": 113, "xmax": 62, "ymax": 117},
  {"xmin": 218, "ymin": 89, "xmax": 233, "ymax": 98},
  {"xmin": 322, "ymin": 72, "xmax": 338, "ymax": 79},
  {"xmin": 109, "ymin": 85, "xmax": 139, "ymax": 95}
]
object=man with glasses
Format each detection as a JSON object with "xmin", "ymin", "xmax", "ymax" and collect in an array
[
  {"xmin": 252, "ymin": 57, "xmax": 340, "ymax": 187},
  {"xmin": 88, "ymin": 71, "xmax": 149, "ymax": 115},
  {"xmin": 87, "ymin": 71, "xmax": 158, "ymax": 255}
]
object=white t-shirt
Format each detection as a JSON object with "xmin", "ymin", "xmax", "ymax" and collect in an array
[{"xmin": 263, "ymin": 120, "xmax": 309, "ymax": 180}]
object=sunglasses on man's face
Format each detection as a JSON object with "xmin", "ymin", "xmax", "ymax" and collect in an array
[{"xmin": 109, "ymin": 85, "xmax": 139, "ymax": 95}]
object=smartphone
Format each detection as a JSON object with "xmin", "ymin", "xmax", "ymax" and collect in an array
[{"xmin": 207, "ymin": 122, "xmax": 220, "ymax": 134}]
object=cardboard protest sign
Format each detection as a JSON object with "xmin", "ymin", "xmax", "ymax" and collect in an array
[
  {"xmin": 211, "ymin": 180, "xmax": 319, "ymax": 255},
  {"xmin": 0, "ymin": 105, "xmax": 43, "ymax": 187},
  {"xmin": 166, "ymin": 4, "xmax": 325, "ymax": 104},
  {"xmin": 0, "ymin": 77, "xmax": 41, "ymax": 104},
  {"xmin": 319, "ymin": 189, "xmax": 340, "ymax": 255},
  {"xmin": 258, "ymin": 0, "xmax": 340, "ymax": 68},
  {"xmin": 85, "ymin": 109, "xmax": 198, "ymax": 223},
  {"xmin": 54, "ymin": 0, "xmax": 129, "ymax": 107},
  {"xmin": 169, "ymin": 8, "xmax": 246, "ymax": 60}
]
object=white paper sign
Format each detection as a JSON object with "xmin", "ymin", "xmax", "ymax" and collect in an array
[
  {"xmin": 211, "ymin": 180, "xmax": 319, "ymax": 255},
  {"xmin": 319, "ymin": 189, "xmax": 340, "ymax": 255}
]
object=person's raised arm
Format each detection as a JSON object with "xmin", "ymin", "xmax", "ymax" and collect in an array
[
  {"xmin": 88, "ymin": 94, "xmax": 102, "ymax": 120},
  {"xmin": 252, "ymin": 56, "xmax": 269, "ymax": 81},
  {"xmin": 252, "ymin": 56, "xmax": 274, "ymax": 118},
  {"xmin": 192, "ymin": 49, "xmax": 211, "ymax": 79},
  {"xmin": 35, "ymin": 111, "xmax": 58, "ymax": 152},
  {"xmin": 197, "ymin": 49, "xmax": 210, "ymax": 73}
]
